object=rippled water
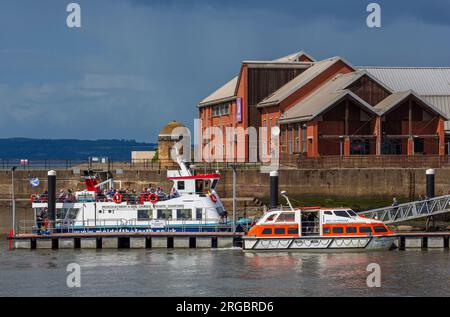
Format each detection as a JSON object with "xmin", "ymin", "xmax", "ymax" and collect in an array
[{"xmin": 0, "ymin": 240, "xmax": 449, "ymax": 297}]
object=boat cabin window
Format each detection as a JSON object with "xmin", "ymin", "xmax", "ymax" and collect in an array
[
  {"xmin": 176, "ymin": 209, "xmax": 191, "ymax": 220},
  {"xmin": 324, "ymin": 211, "xmax": 332, "ymax": 215},
  {"xmin": 274, "ymin": 228, "xmax": 286, "ymax": 235},
  {"xmin": 276, "ymin": 212, "xmax": 295, "ymax": 222},
  {"xmin": 265, "ymin": 213, "xmax": 278, "ymax": 222},
  {"xmin": 346, "ymin": 227, "xmax": 357, "ymax": 234},
  {"xmin": 177, "ymin": 181, "xmax": 185, "ymax": 190},
  {"xmin": 332, "ymin": 227, "xmax": 344, "ymax": 234},
  {"xmin": 334, "ymin": 210, "xmax": 351, "ymax": 218},
  {"xmin": 287, "ymin": 228, "xmax": 299, "ymax": 235},
  {"xmin": 347, "ymin": 210, "xmax": 357, "ymax": 217},
  {"xmin": 373, "ymin": 226, "xmax": 388, "ymax": 233},
  {"xmin": 195, "ymin": 180, "xmax": 204, "ymax": 193},
  {"xmin": 211, "ymin": 179, "xmax": 218, "ymax": 190},
  {"xmin": 195, "ymin": 208, "xmax": 203, "ymax": 220},
  {"xmin": 138, "ymin": 210, "xmax": 152, "ymax": 220},
  {"xmin": 323, "ymin": 227, "xmax": 331, "ymax": 234},
  {"xmin": 196, "ymin": 179, "xmax": 215, "ymax": 193},
  {"xmin": 262, "ymin": 228, "xmax": 273, "ymax": 235},
  {"xmin": 157, "ymin": 209, "xmax": 172, "ymax": 220},
  {"xmin": 359, "ymin": 226, "xmax": 372, "ymax": 234},
  {"xmin": 56, "ymin": 208, "xmax": 79, "ymax": 220}
]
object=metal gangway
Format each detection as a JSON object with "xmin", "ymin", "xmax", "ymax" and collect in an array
[{"xmin": 359, "ymin": 195, "xmax": 450, "ymax": 224}]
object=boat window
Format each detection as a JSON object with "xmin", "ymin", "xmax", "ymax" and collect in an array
[
  {"xmin": 346, "ymin": 227, "xmax": 357, "ymax": 234},
  {"xmin": 262, "ymin": 228, "xmax": 273, "ymax": 235},
  {"xmin": 334, "ymin": 210, "xmax": 350, "ymax": 218},
  {"xmin": 176, "ymin": 209, "xmax": 191, "ymax": 220},
  {"xmin": 211, "ymin": 179, "xmax": 218, "ymax": 189},
  {"xmin": 157, "ymin": 209, "xmax": 172, "ymax": 220},
  {"xmin": 195, "ymin": 180, "xmax": 204, "ymax": 193},
  {"xmin": 347, "ymin": 210, "xmax": 357, "ymax": 217},
  {"xmin": 324, "ymin": 211, "xmax": 332, "ymax": 215},
  {"xmin": 274, "ymin": 228, "xmax": 286, "ymax": 235},
  {"xmin": 265, "ymin": 214, "xmax": 277, "ymax": 222},
  {"xmin": 332, "ymin": 227, "xmax": 344, "ymax": 234},
  {"xmin": 359, "ymin": 226, "xmax": 373, "ymax": 233},
  {"xmin": 57, "ymin": 208, "xmax": 79, "ymax": 220},
  {"xmin": 323, "ymin": 227, "xmax": 331, "ymax": 234},
  {"xmin": 276, "ymin": 212, "xmax": 295, "ymax": 222},
  {"xmin": 177, "ymin": 181, "xmax": 185, "ymax": 190},
  {"xmin": 287, "ymin": 228, "xmax": 299, "ymax": 235},
  {"xmin": 138, "ymin": 210, "xmax": 152, "ymax": 220},
  {"xmin": 195, "ymin": 208, "xmax": 203, "ymax": 220},
  {"xmin": 373, "ymin": 226, "xmax": 388, "ymax": 233}
]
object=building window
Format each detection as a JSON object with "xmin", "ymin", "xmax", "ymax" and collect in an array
[
  {"xmin": 288, "ymin": 125, "xmax": 294, "ymax": 154},
  {"xmin": 301, "ymin": 125, "xmax": 307, "ymax": 153},
  {"xmin": 212, "ymin": 103, "xmax": 230, "ymax": 117}
]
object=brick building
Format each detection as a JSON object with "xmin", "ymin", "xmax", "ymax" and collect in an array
[{"xmin": 197, "ymin": 51, "xmax": 449, "ymax": 162}]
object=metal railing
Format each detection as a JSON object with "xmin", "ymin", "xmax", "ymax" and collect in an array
[
  {"xmin": 283, "ymin": 155, "xmax": 450, "ymax": 169},
  {"xmin": 16, "ymin": 218, "xmax": 232, "ymax": 235},
  {"xmin": 359, "ymin": 195, "xmax": 450, "ymax": 224}
]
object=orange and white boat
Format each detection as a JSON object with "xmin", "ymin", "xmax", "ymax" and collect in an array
[{"xmin": 243, "ymin": 192, "xmax": 395, "ymax": 252}]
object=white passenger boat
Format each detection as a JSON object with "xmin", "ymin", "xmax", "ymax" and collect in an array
[
  {"xmin": 243, "ymin": 192, "xmax": 396, "ymax": 252},
  {"xmin": 30, "ymin": 156, "xmax": 230, "ymax": 233}
]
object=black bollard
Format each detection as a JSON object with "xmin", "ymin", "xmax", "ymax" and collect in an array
[
  {"xmin": 426, "ymin": 169, "xmax": 435, "ymax": 199},
  {"xmin": 269, "ymin": 171, "xmax": 279, "ymax": 209},
  {"xmin": 47, "ymin": 170, "xmax": 56, "ymax": 228}
]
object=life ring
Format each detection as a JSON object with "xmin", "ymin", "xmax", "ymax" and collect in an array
[
  {"xmin": 148, "ymin": 193, "xmax": 159, "ymax": 204},
  {"xmin": 209, "ymin": 193, "xmax": 217, "ymax": 203},
  {"xmin": 29, "ymin": 194, "xmax": 37, "ymax": 203},
  {"xmin": 113, "ymin": 193, "xmax": 123, "ymax": 204}
]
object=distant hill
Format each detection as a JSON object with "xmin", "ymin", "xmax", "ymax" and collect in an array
[{"xmin": 0, "ymin": 138, "xmax": 156, "ymax": 161}]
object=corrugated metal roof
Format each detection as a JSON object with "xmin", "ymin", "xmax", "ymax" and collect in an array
[
  {"xmin": 258, "ymin": 57, "xmax": 349, "ymax": 108},
  {"xmin": 361, "ymin": 67, "xmax": 450, "ymax": 130},
  {"xmin": 360, "ymin": 67, "xmax": 450, "ymax": 95},
  {"xmin": 198, "ymin": 76, "xmax": 238, "ymax": 107},
  {"xmin": 373, "ymin": 90, "xmax": 448, "ymax": 119},
  {"xmin": 422, "ymin": 95, "xmax": 450, "ymax": 130},
  {"xmin": 279, "ymin": 72, "xmax": 377, "ymax": 123},
  {"xmin": 274, "ymin": 50, "xmax": 316, "ymax": 62}
]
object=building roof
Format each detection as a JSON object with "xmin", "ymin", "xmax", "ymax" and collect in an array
[
  {"xmin": 361, "ymin": 67, "xmax": 450, "ymax": 129},
  {"xmin": 360, "ymin": 67, "xmax": 450, "ymax": 95},
  {"xmin": 257, "ymin": 56, "xmax": 356, "ymax": 108},
  {"xmin": 279, "ymin": 71, "xmax": 378, "ymax": 123},
  {"xmin": 279, "ymin": 89, "xmax": 376, "ymax": 124},
  {"xmin": 374, "ymin": 90, "xmax": 448, "ymax": 119},
  {"xmin": 273, "ymin": 51, "xmax": 316, "ymax": 62},
  {"xmin": 198, "ymin": 50, "xmax": 316, "ymax": 108},
  {"xmin": 198, "ymin": 76, "xmax": 238, "ymax": 107}
]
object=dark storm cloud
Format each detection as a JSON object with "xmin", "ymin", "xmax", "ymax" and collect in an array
[
  {"xmin": 130, "ymin": 0, "xmax": 450, "ymax": 27},
  {"xmin": 0, "ymin": 0, "xmax": 449, "ymax": 141}
]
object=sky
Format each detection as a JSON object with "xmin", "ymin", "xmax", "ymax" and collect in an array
[{"xmin": 0, "ymin": 0, "xmax": 450, "ymax": 142}]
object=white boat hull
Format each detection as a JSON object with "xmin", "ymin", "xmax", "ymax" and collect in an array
[{"xmin": 243, "ymin": 236, "xmax": 396, "ymax": 252}]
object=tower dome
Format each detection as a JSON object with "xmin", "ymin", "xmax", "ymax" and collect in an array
[{"xmin": 159, "ymin": 120, "xmax": 186, "ymax": 138}]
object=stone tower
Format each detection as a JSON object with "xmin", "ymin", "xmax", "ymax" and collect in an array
[{"xmin": 157, "ymin": 120, "xmax": 186, "ymax": 165}]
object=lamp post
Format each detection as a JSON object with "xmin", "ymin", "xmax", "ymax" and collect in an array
[{"xmin": 11, "ymin": 166, "xmax": 17, "ymax": 235}]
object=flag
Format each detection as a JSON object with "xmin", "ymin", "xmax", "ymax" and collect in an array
[{"xmin": 29, "ymin": 177, "xmax": 40, "ymax": 187}]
